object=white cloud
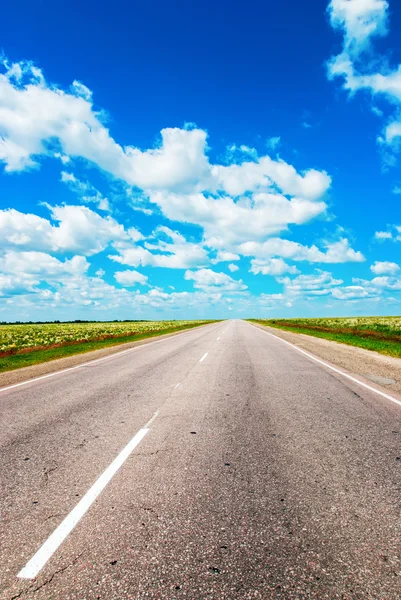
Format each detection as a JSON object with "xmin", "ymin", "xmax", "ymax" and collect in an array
[
  {"xmin": 238, "ymin": 237, "xmax": 364, "ymax": 263},
  {"xmin": 114, "ymin": 269, "xmax": 148, "ymax": 286},
  {"xmin": 353, "ymin": 273, "xmax": 401, "ymax": 292},
  {"xmin": 374, "ymin": 225, "xmax": 401, "ymax": 241},
  {"xmin": 0, "ymin": 250, "xmax": 89, "ymax": 277},
  {"xmin": 0, "ymin": 55, "xmax": 367, "ymax": 287},
  {"xmin": 327, "ymin": 0, "xmax": 401, "ymax": 159},
  {"xmin": 272, "ymin": 269, "xmax": 384, "ymax": 303},
  {"xmin": 375, "ymin": 230, "xmax": 393, "ymax": 240},
  {"xmin": 0, "ymin": 59, "xmax": 212, "ymax": 192},
  {"xmin": 250, "ymin": 258, "xmax": 299, "ymax": 276},
  {"xmin": 0, "ymin": 205, "xmax": 130, "ymax": 255},
  {"xmin": 279, "ymin": 271, "xmax": 344, "ymax": 297},
  {"xmin": 109, "ymin": 226, "xmax": 209, "ymax": 269},
  {"xmin": 266, "ymin": 136, "xmax": 281, "ymax": 152},
  {"xmin": 0, "ymin": 257, "xmax": 233, "ymax": 315},
  {"xmin": 331, "ymin": 285, "xmax": 374, "ymax": 300},
  {"xmin": 149, "ymin": 190, "xmax": 328, "ymax": 248},
  {"xmin": 258, "ymin": 292, "xmax": 286, "ymax": 306},
  {"xmin": 369, "ymin": 275, "xmax": 401, "ymax": 290},
  {"xmin": 71, "ymin": 80, "xmax": 93, "ymax": 101},
  {"xmin": 184, "ymin": 268, "xmax": 247, "ymax": 292},
  {"xmin": 212, "ymin": 156, "xmax": 331, "ymax": 199},
  {"xmin": 0, "ymin": 54, "xmax": 370, "ymax": 315},
  {"xmin": 0, "ymin": 250, "xmax": 89, "ymax": 297},
  {"xmin": 328, "ymin": 0, "xmax": 389, "ymax": 53},
  {"xmin": 371, "ymin": 260, "xmax": 400, "ymax": 274},
  {"xmin": 54, "ymin": 152, "xmax": 70, "ymax": 164},
  {"xmin": 0, "ymin": 55, "xmax": 331, "ymax": 207},
  {"xmin": 211, "ymin": 250, "xmax": 240, "ymax": 264},
  {"xmin": 0, "ymin": 57, "xmax": 333, "ymax": 241},
  {"xmin": 61, "ymin": 171, "xmax": 110, "ymax": 211},
  {"xmin": 320, "ymin": 238, "xmax": 366, "ymax": 262},
  {"xmin": 45, "ymin": 204, "xmax": 127, "ymax": 254},
  {"xmin": 123, "ymin": 127, "xmax": 211, "ymax": 191}
]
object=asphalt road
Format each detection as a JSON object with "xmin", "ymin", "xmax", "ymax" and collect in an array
[{"xmin": 1, "ymin": 320, "xmax": 400, "ymax": 600}]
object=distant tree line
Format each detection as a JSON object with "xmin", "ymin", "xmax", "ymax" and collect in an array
[{"xmin": 0, "ymin": 319, "xmax": 163, "ymax": 325}]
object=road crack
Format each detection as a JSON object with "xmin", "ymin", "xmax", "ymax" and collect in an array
[
  {"xmin": 42, "ymin": 461, "xmax": 59, "ymax": 485},
  {"xmin": 30, "ymin": 550, "xmax": 85, "ymax": 594},
  {"xmin": 10, "ymin": 551, "xmax": 85, "ymax": 599}
]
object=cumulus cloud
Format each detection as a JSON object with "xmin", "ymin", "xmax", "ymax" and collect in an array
[
  {"xmin": 0, "ymin": 250, "xmax": 89, "ymax": 277},
  {"xmin": 250, "ymin": 258, "xmax": 299, "ymax": 276},
  {"xmin": 0, "ymin": 250, "xmax": 89, "ymax": 297},
  {"xmin": 266, "ymin": 136, "xmax": 281, "ymax": 152},
  {"xmin": 114, "ymin": 269, "xmax": 148, "ymax": 286},
  {"xmin": 109, "ymin": 226, "xmax": 209, "ymax": 269},
  {"xmin": 61, "ymin": 171, "xmax": 110, "ymax": 211},
  {"xmin": 278, "ymin": 271, "xmax": 344, "ymax": 297},
  {"xmin": 353, "ymin": 273, "xmax": 401, "ymax": 293},
  {"xmin": 371, "ymin": 260, "xmax": 400, "ymax": 274},
  {"xmin": 331, "ymin": 285, "xmax": 375, "ymax": 299},
  {"xmin": 184, "ymin": 268, "xmax": 247, "ymax": 292},
  {"xmin": 149, "ymin": 190, "xmax": 328, "ymax": 248},
  {"xmin": 0, "ymin": 53, "xmax": 370, "ymax": 315},
  {"xmin": 0, "ymin": 57, "xmax": 333, "ymax": 238},
  {"xmin": 0, "ymin": 205, "xmax": 130, "ymax": 255},
  {"xmin": 374, "ymin": 225, "xmax": 401, "ymax": 241},
  {"xmin": 328, "ymin": 0, "xmax": 389, "ymax": 53},
  {"xmin": 273, "ymin": 269, "xmax": 383, "ymax": 302},
  {"xmin": 238, "ymin": 237, "xmax": 364, "ymax": 264},
  {"xmin": 0, "ymin": 58, "xmax": 211, "ymax": 191},
  {"xmin": 327, "ymin": 0, "xmax": 401, "ymax": 160},
  {"xmin": 274, "ymin": 266, "xmax": 401, "ymax": 304},
  {"xmin": 375, "ymin": 230, "xmax": 393, "ymax": 240},
  {"xmin": 211, "ymin": 156, "xmax": 331, "ymax": 199},
  {"xmin": 211, "ymin": 251, "xmax": 240, "ymax": 264}
]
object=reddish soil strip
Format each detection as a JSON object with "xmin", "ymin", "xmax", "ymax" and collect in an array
[{"xmin": 269, "ymin": 322, "xmax": 401, "ymax": 343}]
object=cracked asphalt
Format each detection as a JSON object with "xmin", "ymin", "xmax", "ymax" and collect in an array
[{"xmin": 1, "ymin": 320, "xmax": 401, "ymax": 599}]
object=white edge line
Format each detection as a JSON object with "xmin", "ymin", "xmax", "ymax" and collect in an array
[
  {"xmin": 18, "ymin": 427, "xmax": 149, "ymax": 580},
  {"xmin": 144, "ymin": 410, "xmax": 159, "ymax": 428},
  {"xmin": 200, "ymin": 352, "xmax": 208, "ymax": 363},
  {"xmin": 250, "ymin": 323, "xmax": 401, "ymax": 409},
  {"xmin": 0, "ymin": 323, "xmax": 218, "ymax": 394},
  {"xmin": 174, "ymin": 383, "xmax": 181, "ymax": 389}
]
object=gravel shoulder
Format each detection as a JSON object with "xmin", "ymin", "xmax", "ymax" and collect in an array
[
  {"xmin": 251, "ymin": 322, "xmax": 401, "ymax": 396},
  {"xmin": 0, "ymin": 324, "xmax": 212, "ymax": 389}
]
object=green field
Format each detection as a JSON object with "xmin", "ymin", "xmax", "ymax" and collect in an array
[
  {"xmin": 0, "ymin": 320, "xmax": 215, "ymax": 373},
  {"xmin": 249, "ymin": 316, "xmax": 401, "ymax": 358}
]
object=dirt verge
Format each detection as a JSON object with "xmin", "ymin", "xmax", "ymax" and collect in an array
[
  {"xmin": 251, "ymin": 322, "xmax": 401, "ymax": 396},
  {"xmin": 0, "ymin": 324, "xmax": 211, "ymax": 389}
]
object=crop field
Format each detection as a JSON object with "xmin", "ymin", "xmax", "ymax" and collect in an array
[
  {"xmin": 0, "ymin": 320, "xmax": 214, "ymax": 373},
  {"xmin": 250, "ymin": 316, "xmax": 401, "ymax": 358}
]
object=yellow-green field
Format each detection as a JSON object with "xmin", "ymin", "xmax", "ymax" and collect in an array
[
  {"xmin": 0, "ymin": 320, "xmax": 215, "ymax": 373},
  {"xmin": 249, "ymin": 316, "xmax": 401, "ymax": 358}
]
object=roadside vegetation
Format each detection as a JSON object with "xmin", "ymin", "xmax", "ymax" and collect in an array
[
  {"xmin": 249, "ymin": 317, "xmax": 401, "ymax": 359},
  {"xmin": 0, "ymin": 320, "xmax": 216, "ymax": 373}
]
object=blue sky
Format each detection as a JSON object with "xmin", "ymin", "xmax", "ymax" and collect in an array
[{"xmin": 0, "ymin": 0, "xmax": 400, "ymax": 321}]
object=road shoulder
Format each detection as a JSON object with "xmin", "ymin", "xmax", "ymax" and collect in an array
[
  {"xmin": 0, "ymin": 324, "xmax": 214, "ymax": 389},
  {"xmin": 250, "ymin": 322, "xmax": 401, "ymax": 396}
]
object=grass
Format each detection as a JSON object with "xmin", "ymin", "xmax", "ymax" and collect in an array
[
  {"xmin": 249, "ymin": 317, "xmax": 401, "ymax": 359},
  {"xmin": 0, "ymin": 321, "xmax": 216, "ymax": 374}
]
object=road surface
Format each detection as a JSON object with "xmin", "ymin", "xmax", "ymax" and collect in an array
[{"xmin": 1, "ymin": 320, "xmax": 400, "ymax": 599}]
